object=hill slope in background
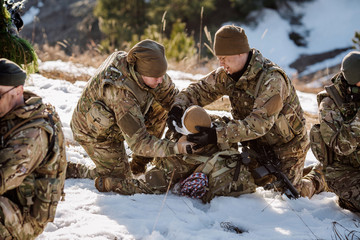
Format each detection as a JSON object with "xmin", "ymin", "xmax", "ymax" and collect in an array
[{"xmin": 19, "ymin": 0, "xmax": 360, "ymax": 78}]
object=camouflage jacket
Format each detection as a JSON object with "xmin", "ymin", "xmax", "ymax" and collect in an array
[
  {"xmin": 317, "ymin": 73, "xmax": 360, "ymax": 168},
  {"xmin": 173, "ymin": 49, "xmax": 306, "ymax": 148},
  {"xmin": 0, "ymin": 91, "xmax": 66, "ymax": 224},
  {"xmin": 71, "ymin": 51, "xmax": 180, "ymax": 157}
]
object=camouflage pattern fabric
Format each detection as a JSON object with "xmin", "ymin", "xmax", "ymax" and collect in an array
[
  {"xmin": 66, "ymin": 162, "xmax": 97, "ymax": 180},
  {"xmin": 310, "ymin": 73, "xmax": 360, "ymax": 212},
  {"xmin": 0, "ymin": 91, "xmax": 67, "ymax": 239},
  {"xmin": 98, "ymin": 117, "xmax": 257, "ymax": 203},
  {"xmin": 70, "ymin": 51, "xmax": 178, "ymax": 179},
  {"xmin": 130, "ymin": 100, "xmax": 168, "ymax": 174},
  {"xmin": 172, "ymin": 49, "xmax": 322, "ymax": 198}
]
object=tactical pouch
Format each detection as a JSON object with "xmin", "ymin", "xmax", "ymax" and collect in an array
[
  {"xmin": 86, "ymin": 101, "xmax": 115, "ymax": 138},
  {"xmin": 196, "ymin": 151, "xmax": 257, "ymax": 203},
  {"xmin": 274, "ymin": 103, "xmax": 304, "ymax": 143},
  {"xmin": 274, "ymin": 114, "xmax": 294, "ymax": 142},
  {"xmin": 282, "ymin": 103, "xmax": 304, "ymax": 135},
  {"xmin": 310, "ymin": 124, "xmax": 329, "ymax": 166},
  {"xmin": 33, "ymin": 178, "xmax": 61, "ymax": 223}
]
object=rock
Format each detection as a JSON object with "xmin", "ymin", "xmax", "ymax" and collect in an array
[{"xmin": 289, "ymin": 47, "xmax": 352, "ymax": 73}]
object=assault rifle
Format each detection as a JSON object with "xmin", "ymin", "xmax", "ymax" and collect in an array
[{"xmin": 248, "ymin": 146, "xmax": 300, "ymax": 199}]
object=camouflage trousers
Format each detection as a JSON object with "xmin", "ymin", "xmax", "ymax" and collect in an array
[
  {"xmin": 326, "ymin": 164, "xmax": 360, "ymax": 212},
  {"xmin": 247, "ymin": 132, "xmax": 326, "ymax": 198},
  {"xmin": 73, "ymin": 101, "xmax": 167, "ymax": 179},
  {"xmin": 100, "ymin": 144, "xmax": 257, "ymax": 203},
  {"xmin": 96, "ymin": 154, "xmax": 200, "ymax": 195},
  {"xmin": 310, "ymin": 124, "xmax": 360, "ymax": 212},
  {"xmin": 0, "ymin": 196, "xmax": 44, "ymax": 240}
]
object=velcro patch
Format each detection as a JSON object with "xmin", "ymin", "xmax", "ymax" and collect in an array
[
  {"xmin": 118, "ymin": 112, "xmax": 142, "ymax": 137},
  {"xmin": 264, "ymin": 94, "xmax": 283, "ymax": 116}
]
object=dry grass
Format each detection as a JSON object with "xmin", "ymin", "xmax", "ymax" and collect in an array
[
  {"xmin": 35, "ymin": 44, "xmax": 322, "ymax": 129},
  {"xmin": 168, "ymin": 56, "xmax": 218, "ymax": 75},
  {"xmin": 35, "ymin": 42, "xmax": 107, "ymax": 68}
]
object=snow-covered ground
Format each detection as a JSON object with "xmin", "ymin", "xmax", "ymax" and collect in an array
[
  {"xmin": 18, "ymin": 0, "xmax": 360, "ymax": 239},
  {"xmin": 24, "ymin": 61, "xmax": 359, "ymax": 240}
]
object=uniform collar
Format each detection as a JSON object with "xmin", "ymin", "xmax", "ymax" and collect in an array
[
  {"xmin": 236, "ymin": 49, "xmax": 264, "ymax": 84},
  {"xmin": 230, "ymin": 50, "xmax": 253, "ymax": 81},
  {"xmin": 9, "ymin": 91, "xmax": 44, "ymax": 119}
]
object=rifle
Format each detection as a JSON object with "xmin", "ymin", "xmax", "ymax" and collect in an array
[{"xmin": 248, "ymin": 146, "xmax": 300, "ymax": 199}]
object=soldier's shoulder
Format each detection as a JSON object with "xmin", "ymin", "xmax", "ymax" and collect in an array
[
  {"xmin": 317, "ymin": 90, "xmax": 331, "ymax": 105},
  {"xmin": 207, "ymin": 67, "xmax": 228, "ymax": 82},
  {"xmin": 11, "ymin": 127, "xmax": 49, "ymax": 147},
  {"xmin": 215, "ymin": 67, "xmax": 226, "ymax": 75}
]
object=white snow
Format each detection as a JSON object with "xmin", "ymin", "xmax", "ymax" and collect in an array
[
  {"xmin": 25, "ymin": 66, "xmax": 359, "ymax": 240},
  {"xmin": 16, "ymin": 0, "xmax": 360, "ymax": 239},
  {"xmin": 240, "ymin": 0, "xmax": 360, "ymax": 75}
]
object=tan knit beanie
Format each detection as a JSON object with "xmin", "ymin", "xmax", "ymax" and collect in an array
[
  {"xmin": 127, "ymin": 39, "xmax": 168, "ymax": 78},
  {"xmin": 214, "ymin": 25, "xmax": 250, "ymax": 56}
]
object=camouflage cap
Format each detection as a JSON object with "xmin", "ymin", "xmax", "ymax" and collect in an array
[
  {"xmin": 0, "ymin": 58, "xmax": 26, "ymax": 86},
  {"xmin": 341, "ymin": 51, "xmax": 360, "ymax": 85},
  {"xmin": 214, "ymin": 25, "xmax": 250, "ymax": 56},
  {"xmin": 127, "ymin": 39, "xmax": 168, "ymax": 78}
]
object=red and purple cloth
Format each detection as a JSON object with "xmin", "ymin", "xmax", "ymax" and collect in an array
[{"xmin": 180, "ymin": 172, "xmax": 209, "ymax": 199}]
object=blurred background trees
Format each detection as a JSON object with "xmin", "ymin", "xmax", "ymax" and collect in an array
[{"xmin": 93, "ymin": 0, "xmax": 315, "ymax": 61}]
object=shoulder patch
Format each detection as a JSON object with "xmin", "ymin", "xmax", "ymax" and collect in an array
[
  {"xmin": 118, "ymin": 112, "xmax": 142, "ymax": 138},
  {"xmin": 264, "ymin": 94, "xmax": 283, "ymax": 116}
]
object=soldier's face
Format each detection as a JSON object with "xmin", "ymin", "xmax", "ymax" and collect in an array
[
  {"xmin": 0, "ymin": 85, "xmax": 22, "ymax": 117},
  {"xmin": 142, "ymin": 75, "xmax": 163, "ymax": 89},
  {"xmin": 217, "ymin": 53, "xmax": 248, "ymax": 74}
]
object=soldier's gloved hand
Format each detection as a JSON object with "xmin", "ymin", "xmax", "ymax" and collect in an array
[
  {"xmin": 187, "ymin": 126, "xmax": 217, "ymax": 150},
  {"xmin": 167, "ymin": 106, "xmax": 184, "ymax": 132},
  {"xmin": 175, "ymin": 139, "xmax": 194, "ymax": 154}
]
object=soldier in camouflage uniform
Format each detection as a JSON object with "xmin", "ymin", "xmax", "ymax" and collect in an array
[
  {"xmin": 0, "ymin": 59, "xmax": 67, "ymax": 239},
  {"xmin": 310, "ymin": 51, "xmax": 360, "ymax": 212},
  {"xmin": 70, "ymin": 40, "xmax": 194, "ymax": 193},
  {"xmin": 167, "ymin": 25, "xmax": 326, "ymax": 199},
  {"xmin": 97, "ymin": 114, "xmax": 257, "ymax": 203}
]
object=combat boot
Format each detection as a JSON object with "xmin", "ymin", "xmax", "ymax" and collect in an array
[
  {"xmin": 300, "ymin": 162, "xmax": 328, "ymax": 198},
  {"xmin": 130, "ymin": 155, "xmax": 153, "ymax": 175},
  {"xmin": 94, "ymin": 177, "xmax": 153, "ymax": 195},
  {"xmin": 66, "ymin": 162, "xmax": 98, "ymax": 179}
]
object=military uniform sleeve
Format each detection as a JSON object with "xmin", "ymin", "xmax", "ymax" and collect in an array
[
  {"xmin": 173, "ymin": 69, "xmax": 230, "ymax": 109},
  {"xmin": 217, "ymin": 71, "xmax": 287, "ymax": 144},
  {"xmin": 104, "ymin": 86, "xmax": 178, "ymax": 157},
  {"xmin": 319, "ymin": 96, "xmax": 359, "ymax": 156},
  {"xmin": 0, "ymin": 128, "xmax": 48, "ymax": 194},
  {"xmin": 151, "ymin": 74, "xmax": 179, "ymax": 110}
]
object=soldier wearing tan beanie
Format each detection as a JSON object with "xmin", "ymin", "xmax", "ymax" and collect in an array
[
  {"xmin": 169, "ymin": 25, "xmax": 326, "ymax": 200},
  {"xmin": 70, "ymin": 39, "xmax": 196, "ymax": 193},
  {"xmin": 214, "ymin": 25, "xmax": 250, "ymax": 56}
]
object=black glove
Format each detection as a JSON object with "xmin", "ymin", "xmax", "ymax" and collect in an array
[
  {"xmin": 167, "ymin": 106, "xmax": 184, "ymax": 131},
  {"xmin": 187, "ymin": 126, "xmax": 217, "ymax": 150}
]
